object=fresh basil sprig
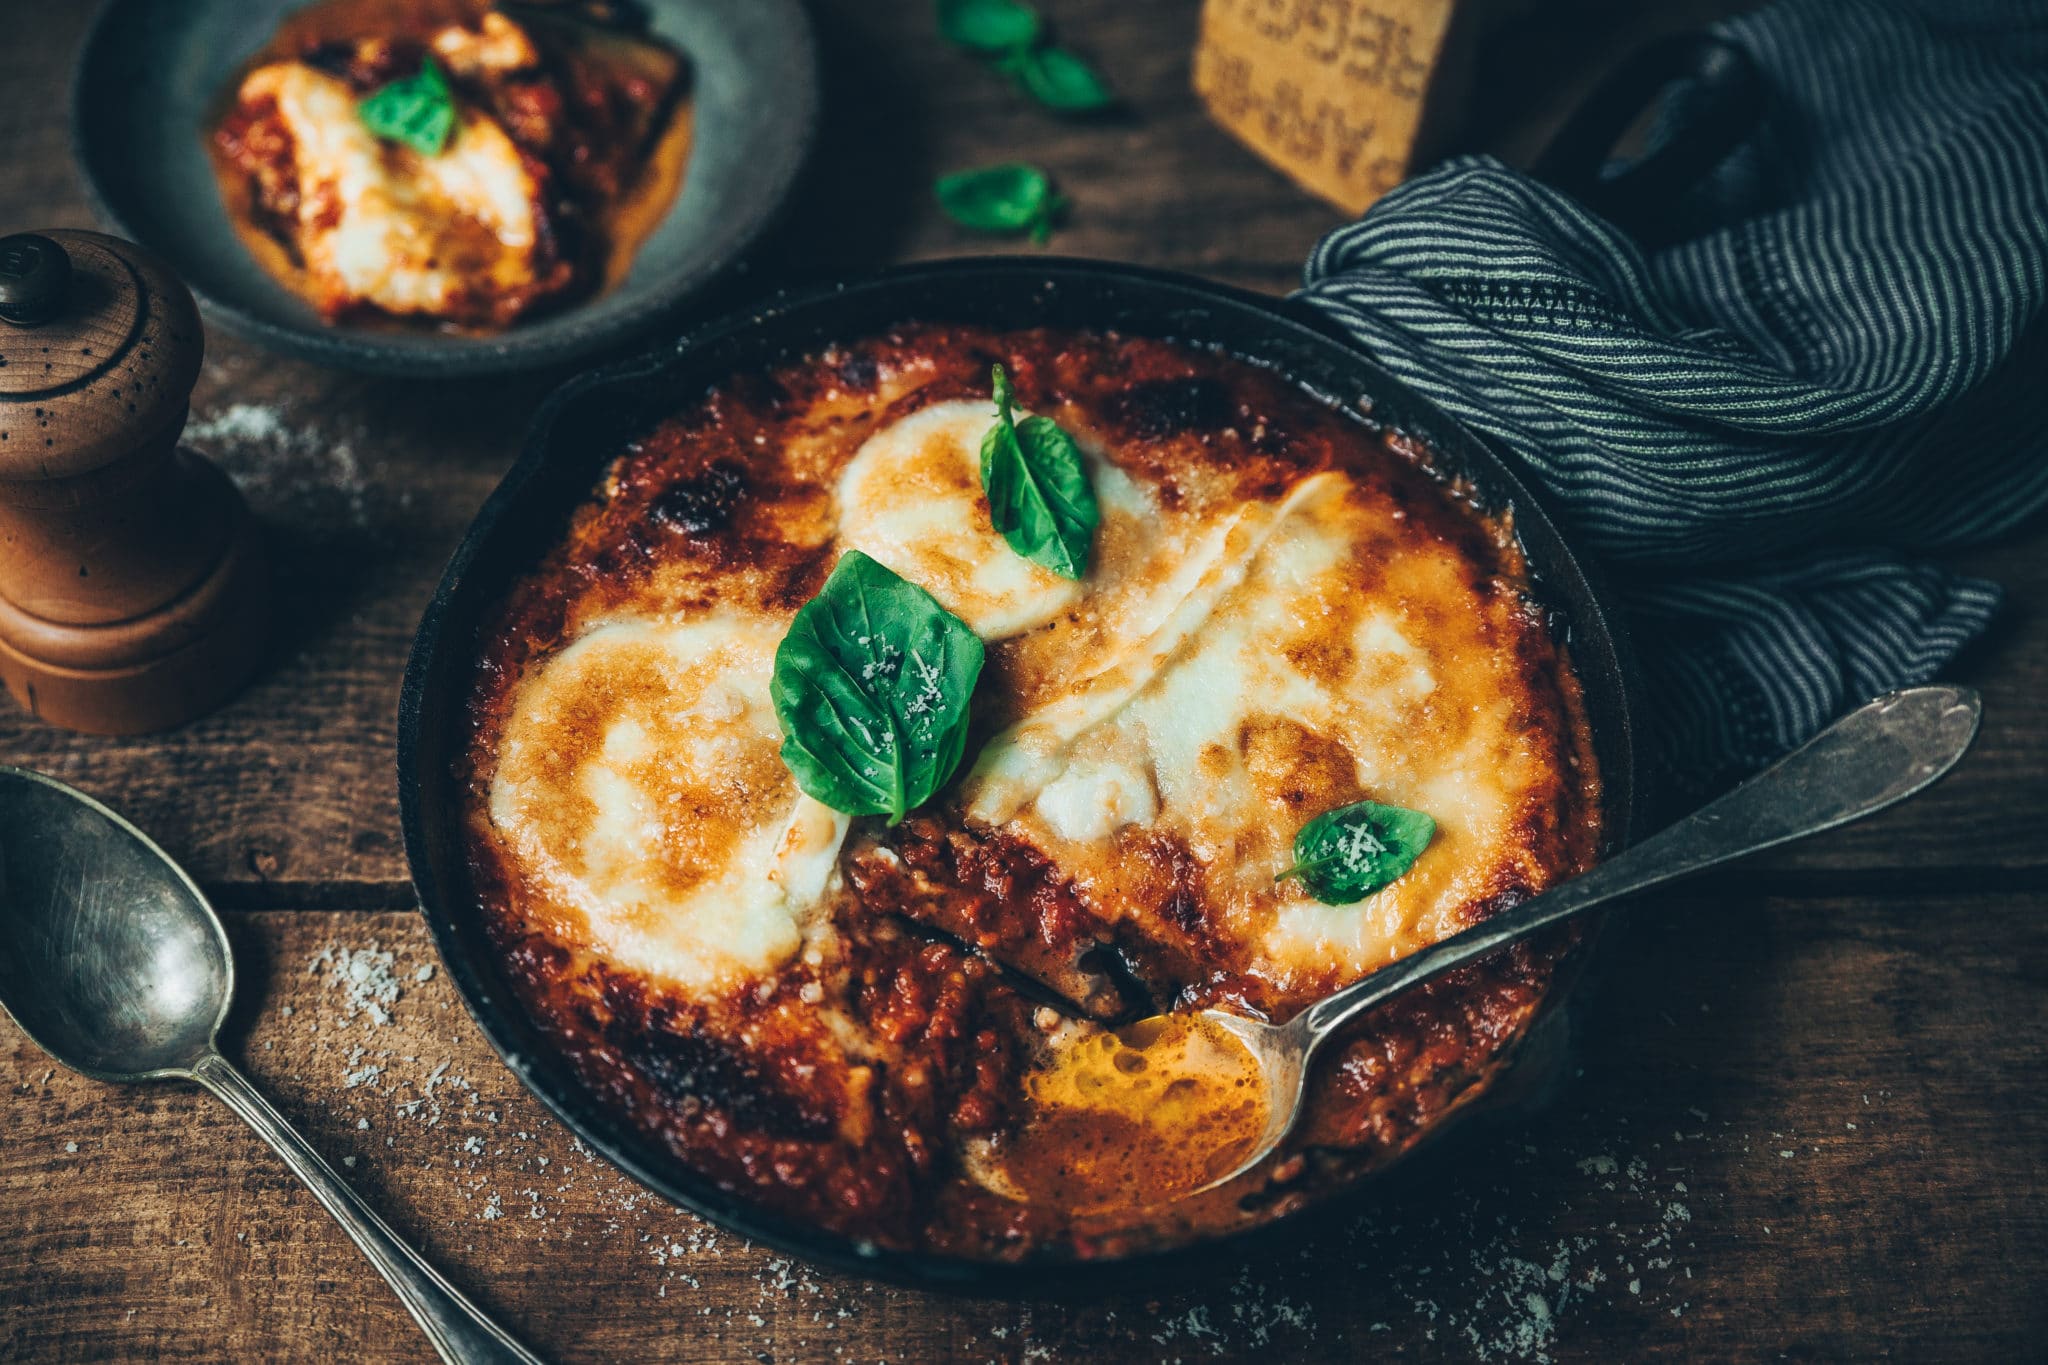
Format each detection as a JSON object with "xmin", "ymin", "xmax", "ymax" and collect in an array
[
  {"xmin": 980, "ymin": 365, "xmax": 1098, "ymax": 579},
  {"xmin": 937, "ymin": 0, "xmax": 1113, "ymax": 113},
  {"xmin": 358, "ymin": 55, "xmax": 457, "ymax": 157},
  {"xmin": 772, "ymin": 550, "xmax": 986, "ymax": 824},
  {"xmin": 936, "ymin": 163, "xmax": 1066, "ymax": 243},
  {"xmin": 1004, "ymin": 46, "xmax": 1114, "ymax": 111},
  {"xmin": 1277, "ymin": 800, "xmax": 1436, "ymax": 904}
]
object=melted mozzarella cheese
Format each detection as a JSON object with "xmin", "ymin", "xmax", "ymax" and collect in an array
[
  {"xmin": 966, "ymin": 472, "xmax": 1346, "ymax": 823},
  {"xmin": 836, "ymin": 400, "xmax": 1093, "ymax": 639},
  {"xmin": 238, "ymin": 61, "xmax": 542, "ymax": 320},
  {"xmin": 494, "ymin": 390, "xmax": 1564, "ymax": 1003},
  {"xmin": 1033, "ymin": 755, "xmax": 1159, "ymax": 844},
  {"xmin": 960, "ymin": 470, "xmax": 1542, "ymax": 985},
  {"xmin": 489, "ymin": 615, "xmax": 847, "ymax": 993},
  {"xmin": 431, "ymin": 12, "xmax": 543, "ymax": 77}
]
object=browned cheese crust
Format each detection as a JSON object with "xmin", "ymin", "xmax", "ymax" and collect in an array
[{"xmin": 457, "ymin": 326, "xmax": 1602, "ymax": 1260}]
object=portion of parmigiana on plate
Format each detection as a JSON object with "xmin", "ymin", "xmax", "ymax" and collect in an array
[{"xmin": 486, "ymin": 386, "xmax": 1558, "ymax": 1004}]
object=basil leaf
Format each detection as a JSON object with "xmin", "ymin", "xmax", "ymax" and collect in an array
[
  {"xmin": 772, "ymin": 550, "xmax": 986, "ymax": 824},
  {"xmin": 980, "ymin": 365, "xmax": 1098, "ymax": 579},
  {"xmin": 359, "ymin": 55, "xmax": 456, "ymax": 157},
  {"xmin": 1276, "ymin": 800, "xmax": 1436, "ymax": 904},
  {"xmin": 938, "ymin": 0, "xmax": 1042, "ymax": 53},
  {"xmin": 935, "ymin": 162, "xmax": 1053, "ymax": 233},
  {"xmin": 1014, "ymin": 46, "xmax": 1113, "ymax": 111},
  {"xmin": 1028, "ymin": 193, "xmax": 1068, "ymax": 246}
]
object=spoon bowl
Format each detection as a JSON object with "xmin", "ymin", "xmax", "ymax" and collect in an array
[
  {"xmin": 0, "ymin": 769, "xmax": 229, "ymax": 1080},
  {"xmin": 1194, "ymin": 1010, "xmax": 1311, "ymax": 1187},
  {"xmin": 0, "ymin": 765, "xmax": 542, "ymax": 1364}
]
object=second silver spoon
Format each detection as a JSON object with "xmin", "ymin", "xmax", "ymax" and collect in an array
[{"xmin": 0, "ymin": 766, "xmax": 543, "ymax": 1365}]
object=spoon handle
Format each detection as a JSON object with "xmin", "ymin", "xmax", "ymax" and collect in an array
[
  {"xmin": 192, "ymin": 1051, "xmax": 546, "ymax": 1365},
  {"xmin": 1300, "ymin": 684, "xmax": 1981, "ymax": 1045}
]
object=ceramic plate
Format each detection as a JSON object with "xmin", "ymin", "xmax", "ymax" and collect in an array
[{"xmin": 71, "ymin": 0, "xmax": 816, "ymax": 376}]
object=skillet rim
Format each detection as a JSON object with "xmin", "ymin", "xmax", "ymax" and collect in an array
[{"xmin": 397, "ymin": 255, "xmax": 1645, "ymax": 1289}]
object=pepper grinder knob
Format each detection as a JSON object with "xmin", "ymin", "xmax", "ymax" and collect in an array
[
  {"xmin": 0, "ymin": 235, "xmax": 73, "ymax": 327},
  {"xmin": 0, "ymin": 228, "xmax": 266, "ymax": 734}
]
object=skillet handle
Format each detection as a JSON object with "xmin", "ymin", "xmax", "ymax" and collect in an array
[{"xmin": 1530, "ymin": 33, "xmax": 1764, "ymax": 244}]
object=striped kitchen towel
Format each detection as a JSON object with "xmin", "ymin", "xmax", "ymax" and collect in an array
[{"xmin": 1296, "ymin": 0, "xmax": 2048, "ymax": 801}]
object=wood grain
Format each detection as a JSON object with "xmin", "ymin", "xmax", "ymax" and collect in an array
[
  {"xmin": 2, "ymin": 1, "xmax": 2045, "ymax": 1362},
  {"xmin": 4, "ymin": 893, "xmax": 2043, "ymax": 1363}
]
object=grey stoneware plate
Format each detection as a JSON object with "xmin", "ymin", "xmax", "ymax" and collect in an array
[{"xmin": 70, "ymin": 0, "xmax": 817, "ymax": 377}]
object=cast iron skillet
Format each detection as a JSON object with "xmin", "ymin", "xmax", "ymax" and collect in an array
[
  {"xmin": 397, "ymin": 257, "xmax": 1642, "ymax": 1284},
  {"xmin": 398, "ymin": 37, "xmax": 1762, "ymax": 1285}
]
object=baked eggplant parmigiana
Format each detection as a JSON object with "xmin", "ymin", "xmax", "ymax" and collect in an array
[
  {"xmin": 212, "ymin": 0, "xmax": 689, "ymax": 328},
  {"xmin": 459, "ymin": 326, "xmax": 1602, "ymax": 1259}
]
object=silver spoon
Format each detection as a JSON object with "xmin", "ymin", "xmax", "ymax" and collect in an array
[
  {"xmin": 1190, "ymin": 683, "xmax": 1982, "ymax": 1194},
  {"xmin": 0, "ymin": 767, "xmax": 544, "ymax": 1365}
]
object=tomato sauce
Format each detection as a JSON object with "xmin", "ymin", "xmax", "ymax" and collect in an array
[
  {"xmin": 994, "ymin": 1014, "xmax": 1270, "ymax": 1211},
  {"xmin": 457, "ymin": 326, "xmax": 1604, "ymax": 1260}
]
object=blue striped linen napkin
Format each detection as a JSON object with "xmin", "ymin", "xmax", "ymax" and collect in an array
[{"xmin": 1295, "ymin": 0, "xmax": 2048, "ymax": 801}]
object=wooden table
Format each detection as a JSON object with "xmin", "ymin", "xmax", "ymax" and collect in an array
[{"xmin": 5, "ymin": 2, "xmax": 2044, "ymax": 1360}]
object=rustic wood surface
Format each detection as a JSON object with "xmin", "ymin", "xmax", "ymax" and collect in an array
[{"xmin": 3, "ymin": 1, "xmax": 2044, "ymax": 1361}]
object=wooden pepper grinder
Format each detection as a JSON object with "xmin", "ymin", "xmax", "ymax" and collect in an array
[{"xmin": 0, "ymin": 230, "xmax": 266, "ymax": 734}]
